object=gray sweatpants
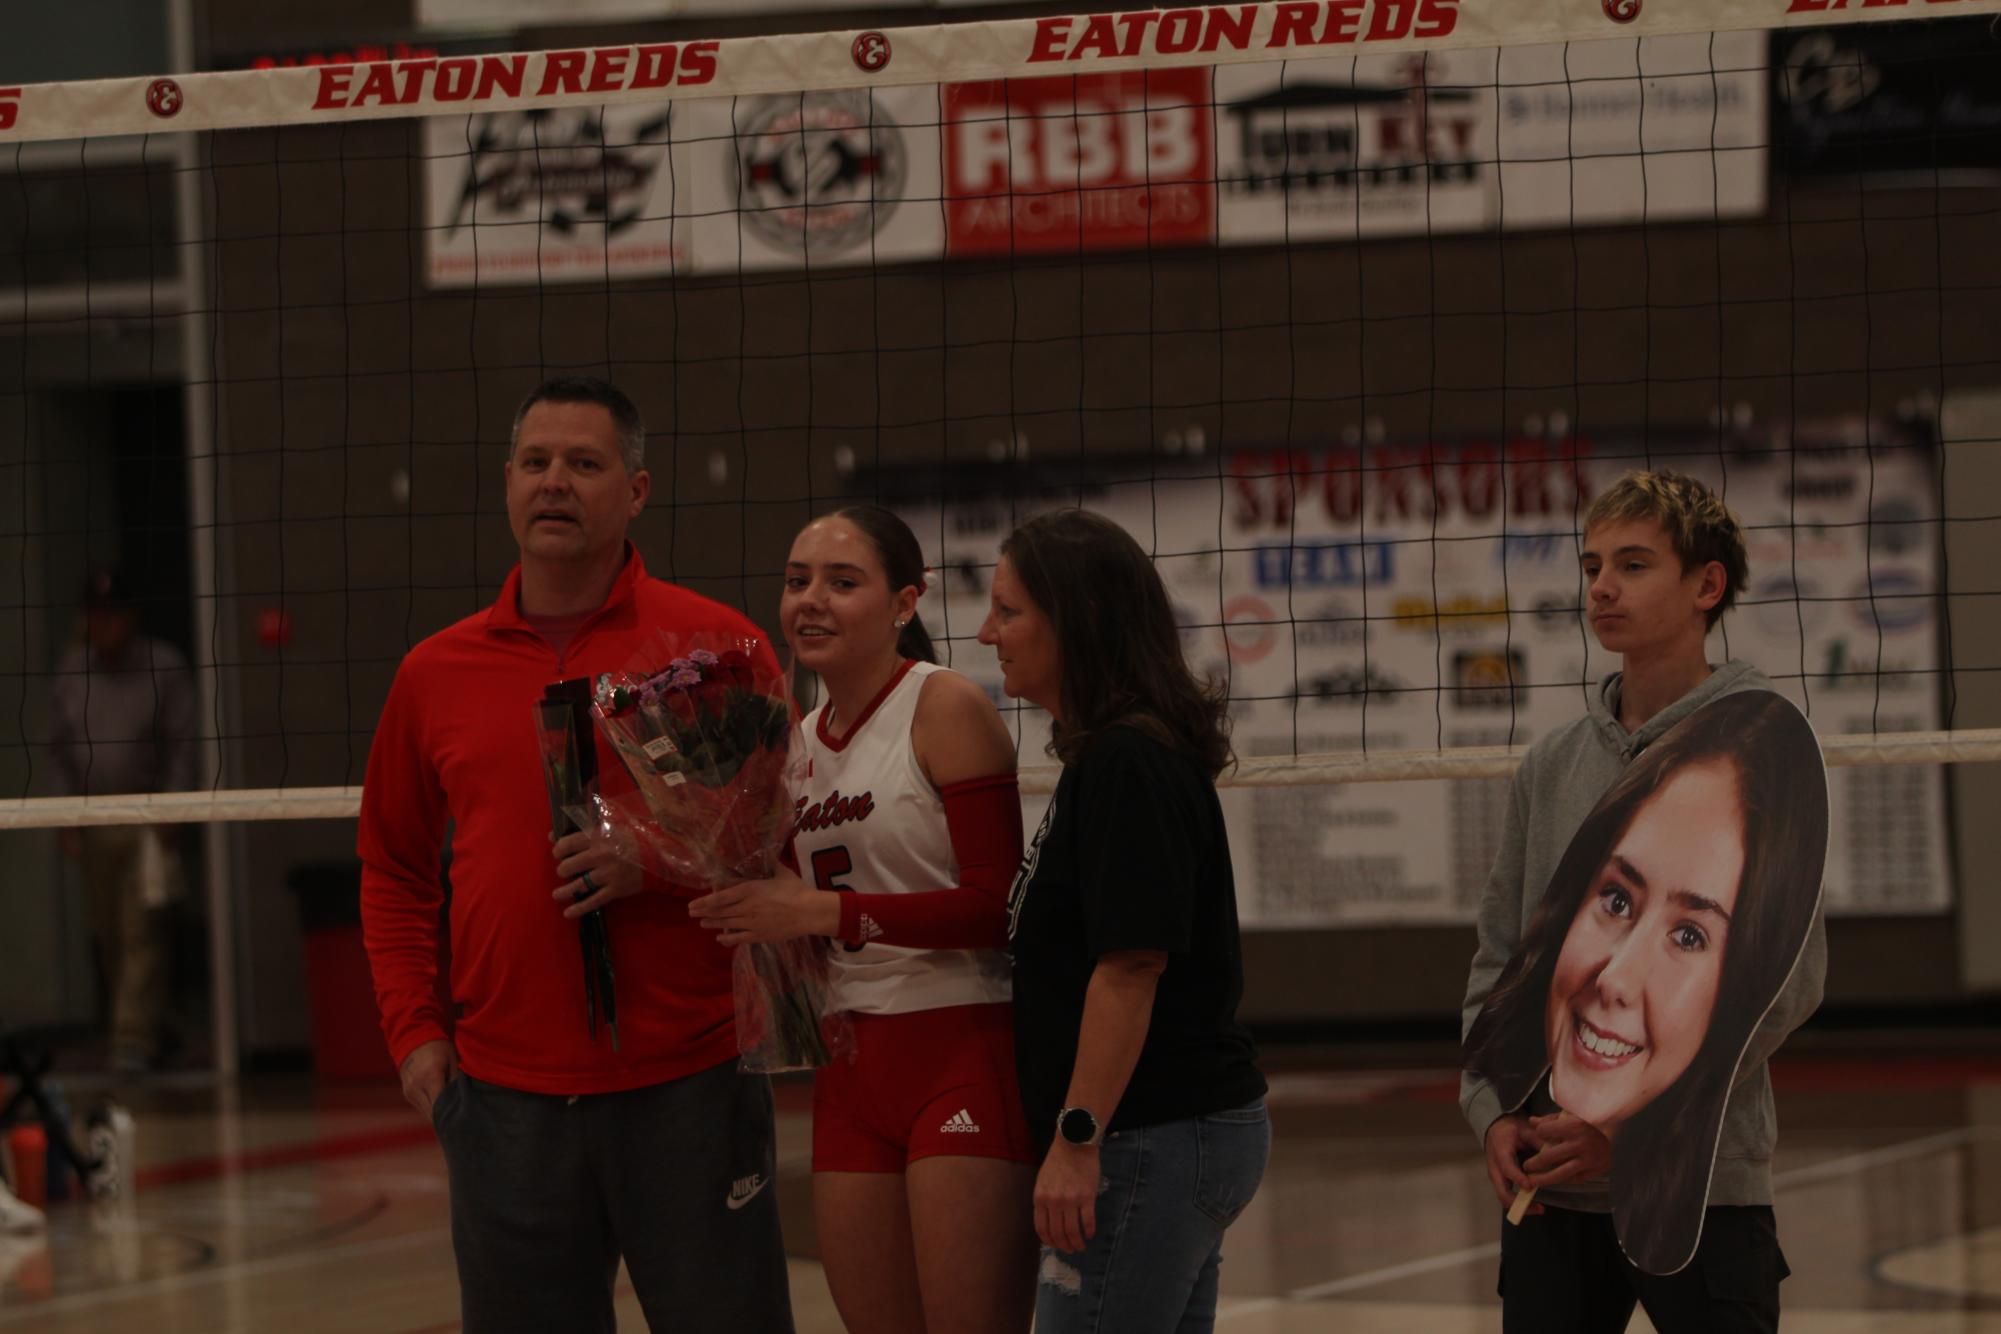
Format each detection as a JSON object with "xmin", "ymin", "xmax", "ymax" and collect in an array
[{"xmin": 432, "ymin": 1060, "xmax": 794, "ymax": 1333}]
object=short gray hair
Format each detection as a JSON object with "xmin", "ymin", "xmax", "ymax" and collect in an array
[{"xmin": 510, "ymin": 376, "xmax": 646, "ymax": 473}]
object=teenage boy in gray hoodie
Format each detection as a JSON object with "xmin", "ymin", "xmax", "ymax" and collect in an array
[{"xmin": 1460, "ymin": 471, "xmax": 1826, "ymax": 1332}]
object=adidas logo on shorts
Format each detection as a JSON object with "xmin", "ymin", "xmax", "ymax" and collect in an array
[{"xmin": 940, "ymin": 1109, "xmax": 982, "ymax": 1134}]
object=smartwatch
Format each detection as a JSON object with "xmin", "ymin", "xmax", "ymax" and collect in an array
[{"xmin": 1056, "ymin": 1106, "xmax": 1102, "ymax": 1148}]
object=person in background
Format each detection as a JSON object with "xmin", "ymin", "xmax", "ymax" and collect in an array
[
  {"xmin": 48, "ymin": 569, "xmax": 195, "ymax": 1075},
  {"xmin": 357, "ymin": 377, "xmax": 793, "ymax": 1334},
  {"xmin": 982, "ymin": 508, "xmax": 1269, "ymax": 1334}
]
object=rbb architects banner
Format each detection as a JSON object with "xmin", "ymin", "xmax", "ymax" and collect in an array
[
  {"xmin": 890, "ymin": 434, "xmax": 1947, "ymax": 927},
  {"xmin": 424, "ymin": 104, "xmax": 690, "ymax": 287},
  {"xmin": 678, "ymin": 85, "xmax": 944, "ymax": 271},
  {"xmin": 1215, "ymin": 31, "xmax": 1767, "ymax": 243},
  {"xmin": 942, "ymin": 69, "xmax": 1216, "ymax": 254}
]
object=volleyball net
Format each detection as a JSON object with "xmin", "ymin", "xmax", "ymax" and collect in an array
[{"xmin": 3, "ymin": 0, "xmax": 2000, "ymax": 931}]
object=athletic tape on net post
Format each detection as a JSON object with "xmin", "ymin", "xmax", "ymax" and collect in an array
[
  {"xmin": 4, "ymin": 729, "xmax": 1999, "ymax": 825},
  {"xmin": 2, "ymin": 0, "xmax": 1999, "ymax": 145}
]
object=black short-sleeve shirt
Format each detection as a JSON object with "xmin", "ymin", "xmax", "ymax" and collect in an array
[{"xmin": 1008, "ymin": 725, "xmax": 1266, "ymax": 1146}]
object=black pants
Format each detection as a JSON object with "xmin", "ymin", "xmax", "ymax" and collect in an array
[
  {"xmin": 433, "ymin": 1061, "xmax": 794, "ymax": 1334},
  {"xmin": 1499, "ymin": 1205, "xmax": 1788, "ymax": 1334}
]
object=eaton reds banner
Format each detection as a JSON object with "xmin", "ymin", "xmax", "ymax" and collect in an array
[{"xmin": 4, "ymin": 1, "xmax": 1997, "ymax": 144}]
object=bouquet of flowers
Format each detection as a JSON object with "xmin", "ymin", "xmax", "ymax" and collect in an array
[{"xmin": 579, "ymin": 631, "xmax": 849, "ymax": 1073}]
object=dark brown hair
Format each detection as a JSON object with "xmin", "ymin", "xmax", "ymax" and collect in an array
[
  {"xmin": 1000, "ymin": 509, "xmax": 1232, "ymax": 778},
  {"xmin": 510, "ymin": 376, "xmax": 645, "ymax": 473},
  {"xmin": 1461, "ymin": 690, "xmax": 1824, "ymax": 1272},
  {"xmin": 830, "ymin": 505, "xmax": 936, "ymax": 664}
]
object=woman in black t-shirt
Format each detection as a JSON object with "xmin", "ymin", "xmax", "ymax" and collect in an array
[{"xmin": 976, "ymin": 508, "xmax": 1268, "ymax": 1334}]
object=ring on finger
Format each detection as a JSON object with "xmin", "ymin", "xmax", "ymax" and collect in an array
[{"xmin": 579, "ymin": 870, "xmax": 600, "ymax": 896}]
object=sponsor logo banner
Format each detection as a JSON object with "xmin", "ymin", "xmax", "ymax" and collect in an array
[
  {"xmin": 1777, "ymin": 15, "xmax": 2001, "ymax": 180},
  {"xmin": 424, "ymin": 105, "xmax": 691, "ymax": 286},
  {"xmin": 681, "ymin": 85, "xmax": 943, "ymax": 272},
  {"xmin": 1216, "ymin": 30, "xmax": 1766, "ymax": 244},
  {"xmin": 943, "ymin": 69, "xmax": 1215, "ymax": 255}
]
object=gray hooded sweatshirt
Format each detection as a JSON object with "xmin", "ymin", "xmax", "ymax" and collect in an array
[{"xmin": 1458, "ymin": 660, "xmax": 1828, "ymax": 1213}]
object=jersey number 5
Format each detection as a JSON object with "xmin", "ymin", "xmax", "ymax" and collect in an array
[{"xmin": 810, "ymin": 847, "xmax": 865, "ymax": 953}]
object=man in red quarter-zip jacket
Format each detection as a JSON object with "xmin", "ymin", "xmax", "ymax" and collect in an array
[{"xmin": 357, "ymin": 377, "xmax": 794, "ymax": 1333}]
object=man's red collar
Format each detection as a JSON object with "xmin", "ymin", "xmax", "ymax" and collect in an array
[{"xmin": 486, "ymin": 543, "xmax": 648, "ymax": 633}]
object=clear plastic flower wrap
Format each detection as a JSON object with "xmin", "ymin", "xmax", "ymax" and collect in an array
[{"xmin": 576, "ymin": 630, "xmax": 851, "ymax": 1073}]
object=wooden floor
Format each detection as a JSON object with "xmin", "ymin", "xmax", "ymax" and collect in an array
[{"xmin": 5, "ymin": 1035, "xmax": 2001, "ymax": 1331}]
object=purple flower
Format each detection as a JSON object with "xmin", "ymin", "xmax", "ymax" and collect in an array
[
  {"xmin": 690, "ymin": 649, "xmax": 720, "ymax": 667},
  {"xmin": 670, "ymin": 668, "xmax": 702, "ymax": 688}
]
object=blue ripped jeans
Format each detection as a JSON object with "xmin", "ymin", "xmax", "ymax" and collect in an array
[{"xmin": 1035, "ymin": 1101, "xmax": 1271, "ymax": 1334}]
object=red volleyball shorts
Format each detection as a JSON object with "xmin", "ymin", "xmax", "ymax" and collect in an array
[{"xmin": 812, "ymin": 1001, "xmax": 1035, "ymax": 1173}]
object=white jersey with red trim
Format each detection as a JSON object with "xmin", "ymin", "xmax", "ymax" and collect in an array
[{"xmin": 793, "ymin": 660, "xmax": 1012, "ymax": 1016}]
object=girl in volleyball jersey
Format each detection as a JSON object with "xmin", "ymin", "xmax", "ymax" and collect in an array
[{"xmin": 689, "ymin": 506, "xmax": 1037, "ymax": 1334}]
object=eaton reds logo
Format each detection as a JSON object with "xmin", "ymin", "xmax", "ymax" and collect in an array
[
  {"xmin": 1027, "ymin": 2, "xmax": 1460, "ymax": 61},
  {"xmin": 147, "ymin": 78, "xmax": 184, "ymax": 118},
  {"xmin": 311, "ymin": 44, "xmax": 717, "ymax": 111},
  {"xmin": 1603, "ymin": 0, "xmax": 1642, "ymax": 21},
  {"xmin": 852, "ymin": 31, "xmax": 892, "ymax": 72}
]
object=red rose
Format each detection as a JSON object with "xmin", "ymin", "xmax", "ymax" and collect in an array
[
  {"xmin": 663, "ymin": 687, "xmax": 700, "ymax": 726},
  {"xmin": 713, "ymin": 651, "xmax": 758, "ymax": 688}
]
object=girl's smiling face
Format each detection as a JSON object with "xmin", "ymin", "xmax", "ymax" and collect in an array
[
  {"xmin": 780, "ymin": 517, "xmax": 913, "ymax": 677},
  {"xmin": 1545, "ymin": 758, "xmax": 1746, "ymax": 1135}
]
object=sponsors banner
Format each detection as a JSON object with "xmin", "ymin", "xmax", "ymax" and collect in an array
[
  {"xmin": 886, "ymin": 430, "xmax": 1949, "ymax": 926},
  {"xmin": 8, "ymin": 1, "xmax": 1999, "ymax": 145}
]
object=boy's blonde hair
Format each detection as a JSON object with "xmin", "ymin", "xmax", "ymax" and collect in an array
[{"xmin": 1582, "ymin": 470, "xmax": 1748, "ymax": 628}]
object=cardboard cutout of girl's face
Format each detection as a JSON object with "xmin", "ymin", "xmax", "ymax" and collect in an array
[
  {"xmin": 1461, "ymin": 689, "xmax": 1827, "ymax": 1276},
  {"xmin": 1544, "ymin": 759, "xmax": 1746, "ymax": 1135}
]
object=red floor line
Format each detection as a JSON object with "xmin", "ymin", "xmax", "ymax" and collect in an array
[{"xmin": 134, "ymin": 1122, "xmax": 441, "ymax": 1190}]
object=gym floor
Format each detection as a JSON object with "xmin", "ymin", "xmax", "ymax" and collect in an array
[{"xmin": 3, "ymin": 1033, "xmax": 1999, "ymax": 1332}]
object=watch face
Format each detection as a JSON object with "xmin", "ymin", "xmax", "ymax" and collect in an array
[{"xmin": 1059, "ymin": 1107, "xmax": 1096, "ymax": 1144}]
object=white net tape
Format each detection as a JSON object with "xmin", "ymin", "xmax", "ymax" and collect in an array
[
  {"xmin": 5, "ymin": 725, "xmax": 1997, "ymax": 826},
  {"xmin": 5, "ymin": 1, "xmax": 2000, "ymax": 145}
]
